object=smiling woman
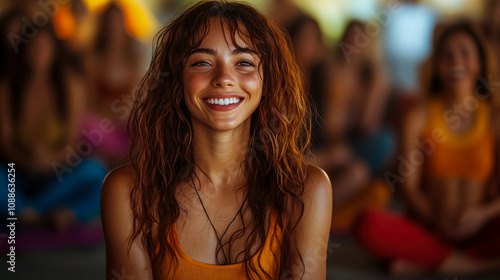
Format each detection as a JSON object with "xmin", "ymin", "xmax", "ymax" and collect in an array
[
  {"xmin": 100, "ymin": 1, "xmax": 332, "ymax": 280},
  {"xmin": 355, "ymin": 20, "xmax": 500, "ymax": 275},
  {"xmin": 183, "ymin": 20, "xmax": 263, "ymax": 132}
]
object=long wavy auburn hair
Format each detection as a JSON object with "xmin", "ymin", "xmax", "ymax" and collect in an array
[{"xmin": 128, "ymin": 1, "xmax": 311, "ymax": 279}]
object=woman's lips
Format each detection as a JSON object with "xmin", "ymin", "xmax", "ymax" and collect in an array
[{"xmin": 202, "ymin": 96, "xmax": 244, "ymax": 111}]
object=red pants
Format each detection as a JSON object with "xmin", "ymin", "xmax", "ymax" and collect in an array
[{"xmin": 354, "ymin": 210, "xmax": 500, "ymax": 269}]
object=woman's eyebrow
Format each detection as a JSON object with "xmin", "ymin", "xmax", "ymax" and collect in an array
[
  {"xmin": 189, "ymin": 47, "xmax": 258, "ymax": 56},
  {"xmin": 189, "ymin": 48, "xmax": 216, "ymax": 56},
  {"xmin": 232, "ymin": 47, "xmax": 258, "ymax": 55}
]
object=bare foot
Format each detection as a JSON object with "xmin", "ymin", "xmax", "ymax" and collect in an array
[
  {"xmin": 439, "ymin": 252, "xmax": 500, "ymax": 274},
  {"xmin": 48, "ymin": 208, "xmax": 78, "ymax": 232},
  {"xmin": 390, "ymin": 259, "xmax": 427, "ymax": 276}
]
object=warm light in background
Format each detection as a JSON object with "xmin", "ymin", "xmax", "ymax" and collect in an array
[
  {"xmin": 76, "ymin": 0, "xmax": 486, "ymax": 46},
  {"xmin": 293, "ymin": 0, "xmax": 346, "ymax": 45},
  {"xmin": 83, "ymin": 0, "xmax": 158, "ymax": 42}
]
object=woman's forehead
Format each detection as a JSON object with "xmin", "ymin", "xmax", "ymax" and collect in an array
[{"xmin": 192, "ymin": 18, "xmax": 255, "ymax": 51}]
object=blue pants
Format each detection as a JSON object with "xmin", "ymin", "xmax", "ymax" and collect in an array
[
  {"xmin": 1, "ymin": 159, "xmax": 107, "ymax": 222},
  {"xmin": 350, "ymin": 128, "xmax": 395, "ymax": 175}
]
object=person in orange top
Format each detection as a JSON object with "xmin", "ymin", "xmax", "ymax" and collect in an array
[
  {"xmin": 355, "ymin": 20, "xmax": 500, "ymax": 275},
  {"xmin": 100, "ymin": 1, "xmax": 332, "ymax": 279}
]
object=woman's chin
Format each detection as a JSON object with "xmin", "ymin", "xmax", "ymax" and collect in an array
[{"xmin": 202, "ymin": 117, "xmax": 250, "ymax": 132}]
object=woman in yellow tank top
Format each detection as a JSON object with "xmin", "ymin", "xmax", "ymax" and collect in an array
[
  {"xmin": 423, "ymin": 98, "xmax": 495, "ymax": 183},
  {"xmin": 101, "ymin": 1, "xmax": 332, "ymax": 279},
  {"xmin": 355, "ymin": 20, "xmax": 500, "ymax": 275}
]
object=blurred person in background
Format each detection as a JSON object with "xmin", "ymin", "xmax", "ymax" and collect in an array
[
  {"xmin": 286, "ymin": 15, "xmax": 361, "ymax": 234},
  {"xmin": 83, "ymin": 2, "xmax": 145, "ymax": 168},
  {"xmin": 0, "ymin": 8, "xmax": 106, "ymax": 232},
  {"xmin": 270, "ymin": 0, "xmax": 302, "ymax": 28},
  {"xmin": 0, "ymin": 7, "xmax": 23, "ymax": 83},
  {"xmin": 310, "ymin": 20, "xmax": 394, "ymax": 233},
  {"xmin": 355, "ymin": 20, "xmax": 500, "ymax": 275},
  {"xmin": 332, "ymin": 21, "xmax": 394, "ymax": 176},
  {"xmin": 286, "ymin": 14, "xmax": 327, "ymax": 150},
  {"xmin": 51, "ymin": 0, "xmax": 94, "ymax": 65}
]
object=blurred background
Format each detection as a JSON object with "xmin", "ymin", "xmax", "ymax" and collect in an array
[{"xmin": 1, "ymin": 0, "xmax": 500, "ymax": 279}]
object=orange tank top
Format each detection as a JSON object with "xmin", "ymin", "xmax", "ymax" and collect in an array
[
  {"xmin": 162, "ymin": 212, "xmax": 281, "ymax": 279},
  {"xmin": 423, "ymin": 99, "xmax": 495, "ymax": 183}
]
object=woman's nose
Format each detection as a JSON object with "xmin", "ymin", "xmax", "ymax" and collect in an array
[{"xmin": 211, "ymin": 64, "xmax": 236, "ymax": 88}]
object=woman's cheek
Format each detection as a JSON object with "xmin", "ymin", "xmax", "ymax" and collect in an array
[
  {"xmin": 184, "ymin": 72, "xmax": 206, "ymax": 97},
  {"xmin": 240, "ymin": 73, "xmax": 263, "ymax": 96}
]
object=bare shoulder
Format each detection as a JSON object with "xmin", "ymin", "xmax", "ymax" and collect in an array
[
  {"xmin": 305, "ymin": 164, "xmax": 331, "ymax": 192},
  {"xmin": 303, "ymin": 164, "xmax": 332, "ymax": 206},
  {"xmin": 101, "ymin": 163, "xmax": 137, "ymax": 210},
  {"xmin": 292, "ymin": 164, "xmax": 331, "ymax": 279},
  {"xmin": 402, "ymin": 100, "xmax": 429, "ymax": 137},
  {"xmin": 101, "ymin": 165, "xmax": 153, "ymax": 279},
  {"xmin": 405, "ymin": 101, "xmax": 428, "ymax": 126},
  {"xmin": 102, "ymin": 163, "xmax": 136, "ymax": 190}
]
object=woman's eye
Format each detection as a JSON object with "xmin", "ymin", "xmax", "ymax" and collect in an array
[
  {"xmin": 237, "ymin": 61, "xmax": 254, "ymax": 67},
  {"xmin": 192, "ymin": 61, "xmax": 210, "ymax": 67}
]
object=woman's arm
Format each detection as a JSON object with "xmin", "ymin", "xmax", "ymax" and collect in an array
[
  {"xmin": 292, "ymin": 165, "xmax": 332, "ymax": 279},
  {"xmin": 400, "ymin": 103, "xmax": 434, "ymax": 223},
  {"xmin": 101, "ymin": 164, "xmax": 153, "ymax": 280}
]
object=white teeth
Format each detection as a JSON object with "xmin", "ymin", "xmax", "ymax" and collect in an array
[{"xmin": 204, "ymin": 97, "xmax": 241, "ymax": 105}]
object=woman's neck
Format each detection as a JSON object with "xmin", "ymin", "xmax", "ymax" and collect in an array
[
  {"xmin": 443, "ymin": 87, "xmax": 474, "ymax": 108},
  {"xmin": 191, "ymin": 118, "xmax": 251, "ymax": 193}
]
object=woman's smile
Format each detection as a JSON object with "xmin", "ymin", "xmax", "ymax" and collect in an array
[
  {"xmin": 202, "ymin": 95, "xmax": 245, "ymax": 111},
  {"xmin": 183, "ymin": 19, "xmax": 263, "ymax": 131}
]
